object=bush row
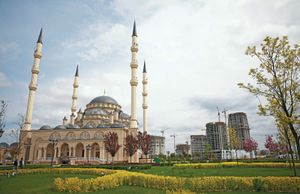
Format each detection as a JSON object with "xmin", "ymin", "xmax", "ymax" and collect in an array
[
  {"xmin": 173, "ymin": 162, "xmax": 300, "ymax": 169},
  {"xmin": 52, "ymin": 169, "xmax": 300, "ymax": 193},
  {"xmin": 0, "ymin": 163, "xmax": 152, "ymax": 171},
  {"xmin": 0, "ymin": 167, "xmax": 115, "ymax": 176},
  {"xmin": 54, "ymin": 171, "xmax": 185, "ymax": 192},
  {"xmin": 189, "ymin": 176, "xmax": 300, "ymax": 192}
]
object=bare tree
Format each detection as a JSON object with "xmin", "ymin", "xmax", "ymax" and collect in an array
[
  {"xmin": 9, "ymin": 114, "xmax": 25, "ymax": 159},
  {"xmin": 0, "ymin": 100, "xmax": 8, "ymax": 135}
]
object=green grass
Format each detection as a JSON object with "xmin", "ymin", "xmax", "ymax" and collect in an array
[
  {"xmin": 135, "ymin": 166, "xmax": 300, "ymax": 177},
  {"xmin": 0, "ymin": 172, "xmax": 299, "ymax": 194},
  {"xmin": 0, "ymin": 173, "xmax": 164, "ymax": 194}
]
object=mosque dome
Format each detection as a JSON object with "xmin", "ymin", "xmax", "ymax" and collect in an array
[
  {"xmin": 10, "ymin": 142, "xmax": 18, "ymax": 148},
  {"xmin": 54, "ymin": 125, "xmax": 67, "ymax": 130},
  {"xmin": 39, "ymin": 125, "xmax": 52, "ymax": 130},
  {"xmin": 97, "ymin": 124, "xmax": 109, "ymax": 128},
  {"xmin": 89, "ymin": 96, "xmax": 118, "ymax": 105},
  {"xmin": 110, "ymin": 123, "xmax": 124, "ymax": 128},
  {"xmin": 83, "ymin": 123, "xmax": 94, "ymax": 129},
  {"xmin": 85, "ymin": 108, "xmax": 108, "ymax": 115},
  {"xmin": 65, "ymin": 124, "xmax": 80, "ymax": 129},
  {"xmin": 0, "ymin": 142, "xmax": 9, "ymax": 148}
]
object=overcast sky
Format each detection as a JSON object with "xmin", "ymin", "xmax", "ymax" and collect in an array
[{"xmin": 0, "ymin": 0, "xmax": 299, "ymax": 152}]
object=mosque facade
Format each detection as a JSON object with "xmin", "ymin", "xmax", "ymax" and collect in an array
[{"xmin": 14, "ymin": 22, "xmax": 148, "ymax": 165}]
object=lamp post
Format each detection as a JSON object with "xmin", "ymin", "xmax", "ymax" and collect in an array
[
  {"xmin": 86, "ymin": 144, "xmax": 91, "ymax": 165},
  {"xmin": 49, "ymin": 137, "xmax": 58, "ymax": 167}
]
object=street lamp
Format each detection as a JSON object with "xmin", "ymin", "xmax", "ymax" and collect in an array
[
  {"xmin": 86, "ymin": 144, "xmax": 91, "ymax": 165},
  {"xmin": 49, "ymin": 137, "xmax": 58, "ymax": 167}
]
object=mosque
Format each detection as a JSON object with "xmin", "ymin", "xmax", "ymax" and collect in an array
[{"xmin": 12, "ymin": 22, "xmax": 148, "ymax": 164}]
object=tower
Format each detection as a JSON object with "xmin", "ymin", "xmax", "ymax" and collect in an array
[
  {"xmin": 228, "ymin": 112, "xmax": 250, "ymax": 149},
  {"xmin": 142, "ymin": 61, "xmax": 148, "ymax": 133},
  {"xmin": 130, "ymin": 21, "xmax": 138, "ymax": 128},
  {"xmin": 23, "ymin": 28, "xmax": 43, "ymax": 131},
  {"xmin": 70, "ymin": 65, "xmax": 79, "ymax": 125}
]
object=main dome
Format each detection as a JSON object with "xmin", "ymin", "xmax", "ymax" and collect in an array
[{"xmin": 89, "ymin": 96, "xmax": 118, "ymax": 105}]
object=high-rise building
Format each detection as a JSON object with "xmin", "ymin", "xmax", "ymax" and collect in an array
[
  {"xmin": 149, "ymin": 135, "xmax": 165, "ymax": 156},
  {"xmin": 176, "ymin": 144, "xmax": 190, "ymax": 155},
  {"xmin": 228, "ymin": 112, "xmax": 250, "ymax": 149},
  {"xmin": 190, "ymin": 135, "xmax": 207, "ymax": 155},
  {"xmin": 206, "ymin": 122, "xmax": 228, "ymax": 151}
]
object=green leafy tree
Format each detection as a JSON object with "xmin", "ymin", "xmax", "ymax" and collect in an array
[
  {"xmin": 228, "ymin": 127, "xmax": 240, "ymax": 164},
  {"xmin": 238, "ymin": 36, "xmax": 300, "ymax": 159}
]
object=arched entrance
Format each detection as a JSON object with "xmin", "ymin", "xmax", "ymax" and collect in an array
[
  {"xmin": 91, "ymin": 143, "xmax": 100, "ymax": 158},
  {"xmin": 75, "ymin": 143, "xmax": 84, "ymax": 157},
  {"xmin": 61, "ymin": 143, "xmax": 69, "ymax": 157},
  {"xmin": 46, "ymin": 143, "xmax": 53, "ymax": 158}
]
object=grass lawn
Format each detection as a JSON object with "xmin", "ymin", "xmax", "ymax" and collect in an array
[
  {"xmin": 0, "ymin": 173, "xmax": 164, "ymax": 194},
  {"xmin": 135, "ymin": 166, "xmax": 300, "ymax": 177}
]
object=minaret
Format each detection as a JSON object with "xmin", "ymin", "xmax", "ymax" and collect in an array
[
  {"xmin": 23, "ymin": 28, "xmax": 43, "ymax": 131},
  {"xmin": 142, "ymin": 61, "xmax": 148, "ymax": 133},
  {"xmin": 130, "ymin": 21, "xmax": 138, "ymax": 128},
  {"xmin": 70, "ymin": 65, "xmax": 79, "ymax": 125}
]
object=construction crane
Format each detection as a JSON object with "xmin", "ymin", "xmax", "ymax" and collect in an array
[
  {"xmin": 170, "ymin": 134, "xmax": 177, "ymax": 153},
  {"xmin": 222, "ymin": 108, "xmax": 229, "ymax": 125},
  {"xmin": 160, "ymin": 129, "xmax": 168, "ymax": 137},
  {"xmin": 216, "ymin": 106, "xmax": 221, "ymax": 122}
]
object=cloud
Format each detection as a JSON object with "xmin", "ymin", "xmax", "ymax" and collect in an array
[
  {"xmin": 0, "ymin": 72, "xmax": 12, "ymax": 87},
  {"xmin": 1, "ymin": 0, "xmax": 299, "ymax": 152}
]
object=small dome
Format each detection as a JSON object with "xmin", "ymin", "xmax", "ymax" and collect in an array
[
  {"xmin": 89, "ymin": 96, "xmax": 118, "ymax": 105},
  {"xmin": 97, "ymin": 124, "xmax": 109, "ymax": 128},
  {"xmin": 54, "ymin": 125, "xmax": 67, "ymax": 130},
  {"xmin": 85, "ymin": 108, "xmax": 108, "ymax": 115},
  {"xmin": 0, "ymin": 142, "xmax": 9, "ymax": 148},
  {"xmin": 39, "ymin": 125, "xmax": 52, "ymax": 130},
  {"xmin": 83, "ymin": 123, "xmax": 94, "ymax": 129},
  {"xmin": 119, "ymin": 112, "xmax": 130, "ymax": 119},
  {"xmin": 110, "ymin": 123, "xmax": 124, "ymax": 128},
  {"xmin": 10, "ymin": 142, "xmax": 18, "ymax": 148},
  {"xmin": 65, "ymin": 124, "xmax": 80, "ymax": 129}
]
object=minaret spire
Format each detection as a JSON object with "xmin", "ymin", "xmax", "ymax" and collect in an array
[
  {"xmin": 132, "ymin": 20, "xmax": 137, "ymax": 37},
  {"xmin": 142, "ymin": 60, "xmax": 148, "ymax": 133},
  {"xmin": 37, "ymin": 28, "xmax": 43, "ymax": 44},
  {"xmin": 130, "ymin": 21, "xmax": 139, "ymax": 128},
  {"xmin": 70, "ymin": 65, "xmax": 79, "ymax": 125},
  {"xmin": 23, "ymin": 29, "xmax": 43, "ymax": 131}
]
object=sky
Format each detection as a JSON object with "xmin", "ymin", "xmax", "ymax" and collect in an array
[{"xmin": 0, "ymin": 0, "xmax": 299, "ymax": 152}]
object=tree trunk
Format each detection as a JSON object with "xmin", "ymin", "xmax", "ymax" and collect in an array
[
  {"xmin": 283, "ymin": 126, "xmax": 297, "ymax": 176},
  {"xmin": 288, "ymin": 121, "xmax": 300, "ymax": 159}
]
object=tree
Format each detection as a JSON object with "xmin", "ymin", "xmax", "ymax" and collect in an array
[
  {"xmin": 137, "ymin": 132, "xmax": 151, "ymax": 162},
  {"xmin": 9, "ymin": 114, "xmax": 25, "ymax": 160},
  {"xmin": 0, "ymin": 100, "xmax": 8, "ymax": 136},
  {"xmin": 243, "ymin": 138, "xmax": 258, "ymax": 159},
  {"xmin": 104, "ymin": 132, "xmax": 121, "ymax": 166},
  {"xmin": 124, "ymin": 134, "xmax": 138, "ymax": 163},
  {"xmin": 238, "ymin": 36, "xmax": 300, "ymax": 159},
  {"xmin": 264, "ymin": 135, "xmax": 279, "ymax": 157},
  {"xmin": 204, "ymin": 143, "xmax": 212, "ymax": 160},
  {"xmin": 228, "ymin": 127, "xmax": 240, "ymax": 164},
  {"xmin": 276, "ymin": 119, "xmax": 297, "ymax": 176}
]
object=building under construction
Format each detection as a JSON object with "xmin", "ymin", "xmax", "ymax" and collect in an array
[{"xmin": 228, "ymin": 112, "xmax": 251, "ymax": 149}]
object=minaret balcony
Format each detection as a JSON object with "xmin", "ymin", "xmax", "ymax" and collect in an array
[{"xmin": 131, "ymin": 46, "xmax": 138, "ymax": 52}]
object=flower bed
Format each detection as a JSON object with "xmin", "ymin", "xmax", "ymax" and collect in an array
[{"xmin": 173, "ymin": 162, "xmax": 300, "ymax": 169}]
